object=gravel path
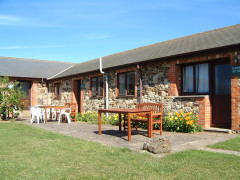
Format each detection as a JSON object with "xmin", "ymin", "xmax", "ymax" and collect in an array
[{"xmin": 19, "ymin": 119, "xmax": 239, "ymax": 157}]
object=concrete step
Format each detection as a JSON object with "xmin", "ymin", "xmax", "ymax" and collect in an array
[{"xmin": 204, "ymin": 127, "xmax": 232, "ymax": 134}]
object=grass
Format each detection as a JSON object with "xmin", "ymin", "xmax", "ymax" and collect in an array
[
  {"xmin": 0, "ymin": 122, "xmax": 240, "ymax": 180},
  {"xmin": 208, "ymin": 135, "xmax": 240, "ymax": 152}
]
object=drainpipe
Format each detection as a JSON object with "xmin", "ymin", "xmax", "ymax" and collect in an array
[
  {"xmin": 137, "ymin": 64, "xmax": 142, "ymax": 103},
  {"xmin": 100, "ymin": 57, "xmax": 109, "ymax": 115}
]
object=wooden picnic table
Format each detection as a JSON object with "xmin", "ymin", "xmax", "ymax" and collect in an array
[
  {"xmin": 37, "ymin": 105, "xmax": 64, "ymax": 123},
  {"xmin": 98, "ymin": 109, "xmax": 152, "ymax": 141}
]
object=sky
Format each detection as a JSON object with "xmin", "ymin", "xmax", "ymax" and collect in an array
[{"xmin": 0, "ymin": 0, "xmax": 239, "ymax": 63}]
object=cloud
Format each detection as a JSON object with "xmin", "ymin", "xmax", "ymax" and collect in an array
[
  {"xmin": 0, "ymin": 14, "xmax": 57, "ymax": 27},
  {"xmin": 0, "ymin": 45, "xmax": 65, "ymax": 50},
  {"xmin": 84, "ymin": 33, "xmax": 109, "ymax": 40}
]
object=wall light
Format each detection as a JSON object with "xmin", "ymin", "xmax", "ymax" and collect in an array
[{"xmin": 234, "ymin": 58, "xmax": 239, "ymax": 65}]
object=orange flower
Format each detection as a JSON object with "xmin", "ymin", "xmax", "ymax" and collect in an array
[
  {"xmin": 180, "ymin": 118, "xmax": 183, "ymax": 121},
  {"xmin": 196, "ymin": 115, "xmax": 199, "ymax": 118},
  {"xmin": 189, "ymin": 120, "xmax": 194, "ymax": 125}
]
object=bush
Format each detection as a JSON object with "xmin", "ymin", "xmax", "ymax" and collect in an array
[
  {"xmin": 76, "ymin": 111, "xmax": 121, "ymax": 125},
  {"xmin": 163, "ymin": 110, "xmax": 203, "ymax": 133},
  {"xmin": 0, "ymin": 77, "xmax": 26, "ymax": 119}
]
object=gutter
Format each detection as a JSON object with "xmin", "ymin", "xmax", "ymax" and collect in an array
[
  {"xmin": 99, "ymin": 57, "xmax": 109, "ymax": 112},
  {"xmin": 137, "ymin": 64, "xmax": 142, "ymax": 103}
]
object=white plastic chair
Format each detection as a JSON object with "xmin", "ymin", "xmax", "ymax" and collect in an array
[
  {"xmin": 58, "ymin": 106, "xmax": 72, "ymax": 124},
  {"xmin": 29, "ymin": 106, "xmax": 45, "ymax": 124},
  {"xmin": 13, "ymin": 106, "xmax": 22, "ymax": 119},
  {"xmin": 46, "ymin": 108, "xmax": 57, "ymax": 120}
]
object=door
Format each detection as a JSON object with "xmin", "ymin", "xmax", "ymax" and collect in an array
[
  {"xmin": 212, "ymin": 63, "xmax": 231, "ymax": 128},
  {"xmin": 77, "ymin": 80, "xmax": 82, "ymax": 112},
  {"xmin": 19, "ymin": 81, "xmax": 31, "ymax": 110}
]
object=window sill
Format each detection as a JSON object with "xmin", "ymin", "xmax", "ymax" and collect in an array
[
  {"xmin": 117, "ymin": 95, "xmax": 135, "ymax": 99},
  {"xmin": 90, "ymin": 96, "xmax": 104, "ymax": 99},
  {"xmin": 173, "ymin": 95, "xmax": 209, "ymax": 99}
]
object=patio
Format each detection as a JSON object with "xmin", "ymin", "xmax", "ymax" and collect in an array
[{"xmin": 19, "ymin": 117, "xmax": 239, "ymax": 157}]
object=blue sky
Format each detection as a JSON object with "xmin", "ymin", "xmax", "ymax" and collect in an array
[{"xmin": 0, "ymin": 0, "xmax": 239, "ymax": 63}]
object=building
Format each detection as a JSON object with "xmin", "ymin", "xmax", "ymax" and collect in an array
[{"xmin": 1, "ymin": 24, "xmax": 240, "ymax": 130}]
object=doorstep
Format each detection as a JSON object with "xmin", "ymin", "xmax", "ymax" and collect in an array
[{"xmin": 204, "ymin": 127, "xmax": 232, "ymax": 134}]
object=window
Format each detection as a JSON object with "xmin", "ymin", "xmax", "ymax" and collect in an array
[
  {"xmin": 182, "ymin": 63, "xmax": 209, "ymax": 94},
  {"xmin": 117, "ymin": 71, "xmax": 135, "ymax": 96},
  {"xmin": 91, "ymin": 76, "xmax": 103, "ymax": 97},
  {"xmin": 54, "ymin": 83, "xmax": 61, "ymax": 100},
  {"xmin": 18, "ymin": 81, "xmax": 31, "ymax": 96}
]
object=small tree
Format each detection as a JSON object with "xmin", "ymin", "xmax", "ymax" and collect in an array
[{"xmin": 0, "ymin": 77, "xmax": 26, "ymax": 120}]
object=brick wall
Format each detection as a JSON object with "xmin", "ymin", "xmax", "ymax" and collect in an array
[
  {"xmin": 231, "ymin": 56, "xmax": 240, "ymax": 130},
  {"xmin": 31, "ymin": 81, "xmax": 38, "ymax": 106},
  {"xmin": 196, "ymin": 97, "xmax": 211, "ymax": 128}
]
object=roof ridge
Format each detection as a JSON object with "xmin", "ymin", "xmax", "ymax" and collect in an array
[
  {"xmin": 0, "ymin": 56, "xmax": 76, "ymax": 64},
  {"xmin": 102, "ymin": 24, "xmax": 240, "ymax": 59}
]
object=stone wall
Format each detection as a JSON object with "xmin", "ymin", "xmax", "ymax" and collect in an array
[
  {"xmin": 141, "ymin": 61, "xmax": 200, "ymax": 115},
  {"xmin": 36, "ymin": 81, "xmax": 48, "ymax": 105},
  {"xmin": 44, "ymin": 60, "xmax": 200, "ymax": 115},
  {"xmin": 44, "ymin": 79, "xmax": 72, "ymax": 106}
]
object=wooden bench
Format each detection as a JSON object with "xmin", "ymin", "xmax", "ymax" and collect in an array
[{"xmin": 129, "ymin": 103, "xmax": 163, "ymax": 138}]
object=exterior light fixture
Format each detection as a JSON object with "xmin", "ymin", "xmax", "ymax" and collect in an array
[{"xmin": 234, "ymin": 58, "xmax": 239, "ymax": 65}]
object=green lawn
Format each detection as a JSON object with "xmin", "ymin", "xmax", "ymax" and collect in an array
[
  {"xmin": 0, "ymin": 122, "xmax": 240, "ymax": 180},
  {"xmin": 208, "ymin": 135, "xmax": 240, "ymax": 152}
]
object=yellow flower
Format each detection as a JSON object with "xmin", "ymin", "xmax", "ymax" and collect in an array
[
  {"xmin": 174, "ymin": 117, "xmax": 178, "ymax": 120},
  {"xmin": 170, "ymin": 117, "xmax": 174, "ymax": 121},
  {"xmin": 175, "ymin": 112, "xmax": 179, "ymax": 116}
]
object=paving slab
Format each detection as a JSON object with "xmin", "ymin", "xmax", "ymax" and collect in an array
[{"xmin": 19, "ymin": 119, "xmax": 239, "ymax": 157}]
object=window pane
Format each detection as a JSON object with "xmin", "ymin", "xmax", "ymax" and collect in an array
[
  {"xmin": 55, "ymin": 83, "xmax": 61, "ymax": 99},
  {"xmin": 127, "ymin": 72, "xmax": 135, "ymax": 95},
  {"xmin": 119, "ymin": 73, "xmax": 125, "ymax": 95},
  {"xmin": 215, "ymin": 64, "xmax": 231, "ymax": 95},
  {"xmin": 98, "ymin": 76, "xmax": 103, "ymax": 96},
  {"xmin": 183, "ymin": 66, "xmax": 194, "ymax": 93},
  {"xmin": 19, "ymin": 81, "xmax": 31, "ymax": 96},
  {"xmin": 91, "ymin": 77, "xmax": 97, "ymax": 97},
  {"xmin": 196, "ymin": 63, "xmax": 209, "ymax": 93}
]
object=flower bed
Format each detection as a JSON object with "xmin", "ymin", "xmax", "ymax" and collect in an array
[
  {"xmin": 76, "ymin": 110, "xmax": 203, "ymax": 133},
  {"xmin": 163, "ymin": 110, "xmax": 203, "ymax": 133}
]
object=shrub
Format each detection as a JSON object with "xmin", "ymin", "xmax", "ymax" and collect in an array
[
  {"xmin": 0, "ymin": 77, "xmax": 26, "ymax": 119},
  {"xmin": 163, "ymin": 110, "xmax": 203, "ymax": 133},
  {"xmin": 76, "ymin": 111, "xmax": 122, "ymax": 125}
]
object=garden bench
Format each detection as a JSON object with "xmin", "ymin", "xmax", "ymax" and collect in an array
[{"xmin": 129, "ymin": 103, "xmax": 163, "ymax": 138}]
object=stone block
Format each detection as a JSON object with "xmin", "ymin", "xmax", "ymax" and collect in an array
[{"xmin": 143, "ymin": 136, "xmax": 171, "ymax": 154}]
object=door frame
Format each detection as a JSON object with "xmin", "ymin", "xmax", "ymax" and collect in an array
[
  {"xmin": 210, "ymin": 58, "xmax": 231, "ymax": 128},
  {"xmin": 72, "ymin": 78, "xmax": 84, "ymax": 113}
]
